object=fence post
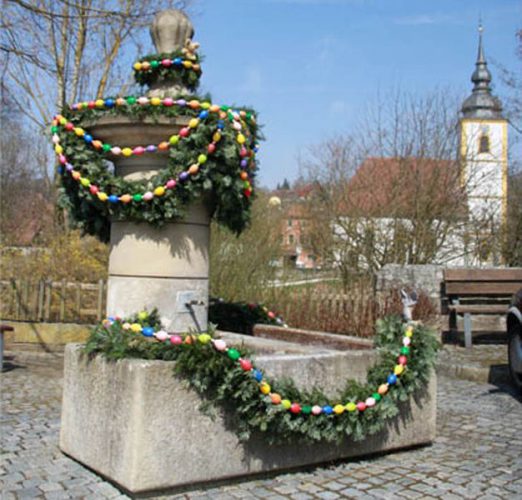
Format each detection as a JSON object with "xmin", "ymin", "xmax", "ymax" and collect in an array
[
  {"xmin": 97, "ymin": 279, "xmax": 104, "ymax": 321},
  {"xmin": 76, "ymin": 283, "xmax": 81, "ymax": 319},
  {"xmin": 37, "ymin": 280, "xmax": 45, "ymax": 320},
  {"xmin": 60, "ymin": 280, "xmax": 66, "ymax": 321},
  {"xmin": 13, "ymin": 280, "xmax": 21, "ymax": 320},
  {"xmin": 44, "ymin": 281, "xmax": 52, "ymax": 322}
]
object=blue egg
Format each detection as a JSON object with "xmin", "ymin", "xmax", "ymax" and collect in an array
[
  {"xmin": 173, "ymin": 58, "xmax": 182, "ymax": 65},
  {"xmin": 199, "ymin": 110, "xmax": 209, "ymax": 119},
  {"xmin": 105, "ymin": 99, "xmax": 115, "ymax": 108},
  {"xmin": 253, "ymin": 369, "xmax": 263, "ymax": 382},
  {"xmin": 142, "ymin": 326, "xmax": 154, "ymax": 337},
  {"xmin": 387, "ymin": 374, "xmax": 398, "ymax": 385},
  {"xmin": 108, "ymin": 316, "xmax": 115, "ymax": 321},
  {"xmin": 322, "ymin": 405, "xmax": 333, "ymax": 415},
  {"xmin": 217, "ymin": 120, "xmax": 225, "ymax": 130},
  {"xmin": 108, "ymin": 195, "xmax": 119, "ymax": 203},
  {"xmin": 84, "ymin": 134, "xmax": 93, "ymax": 143},
  {"xmin": 57, "ymin": 166, "xmax": 64, "ymax": 175}
]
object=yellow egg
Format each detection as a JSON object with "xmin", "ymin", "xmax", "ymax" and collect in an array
[
  {"xmin": 405, "ymin": 328, "xmax": 413, "ymax": 338},
  {"xmin": 133, "ymin": 62, "xmax": 142, "ymax": 71},
  {"xmin": 237, "ymin": 133, "xmax": 246, "ymax": 144},
  {"xmin": 201, "ymin": 101, "xmax": 211, "ymax": 109},
  {"xmin": 281, "ymin": 399, "xmax": 291, "ymax": 409},
  {"xmin": 394, "ymin": 364, "xmax": 404, "ymax": 376},
  {"xmin": 333, "ymin": 404, "xmax": 345, "ymax": 415},
  {"xmin": 154, "ymin": 186, "xmax": 165, "ymax": 197},
  {"xmin": 260, "ymin": 382, "xmax": 271, "ymax": 395},
  {"xmin": 345, "ymin": 402, "xmax": 357, "ymax": 412},
  {"xmin": 122, "ymin": 148, "xmax": 133, "ymax": 157},
  {"xmin": 183, "ymin": 60, "xmax": 193, "ymax": 68},
  {"xmin": 213, "ymin": 132, "xmax": 221, "ymax": 142},
  {"xmin": 80, "ymin": 177, "xmax": 90, "ymax": 187},
  {"xmin": 188, "ymin": 118, "xmax": 199, "ymax": 128},
  {"xmin": 97, "ymin": 192, "xmax": 108, "ymax": 202},
  {"xmin": 130, "ymin": 323, "xmax": 142, "ymax": 333},
  {"xmin": 95, "ymin": 99, "xmax": 104, "ymax": 108},
  {"xmin": 74, "ymin": 127, "xmax": 85, "ymax": 136},
  {"xmin": 54, "ymin": 145, "xmax": 63, "ymax": 154},
  {"xmin": 150, "ymin": 97, "xmax": 161, "ymax": 106},
  {"xmin": 198, "ymin": 334, "xmax": 211, "ymax": 344}
]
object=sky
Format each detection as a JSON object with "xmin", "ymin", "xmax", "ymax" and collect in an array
[{"xmin": 150, "ymin": 0, "xmax": 521, "ymax": 188}]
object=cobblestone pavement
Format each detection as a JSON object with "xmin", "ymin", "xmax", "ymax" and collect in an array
[{"xmin": 1, "ymin": 353, "xmax": 521, "ymax": 500}]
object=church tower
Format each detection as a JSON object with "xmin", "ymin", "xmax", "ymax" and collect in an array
[{"xmin": 460, "ymin": 24, "xmax": 508, "ymax": 263}]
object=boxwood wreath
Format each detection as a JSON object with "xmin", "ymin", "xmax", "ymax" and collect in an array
[
  {"xmin": 52, "ymin": 97, "xmax": 258, "ymax": 242},
  {"xmin": 84, "ymin": 312, "xmax": 438, "ymax": 444}
]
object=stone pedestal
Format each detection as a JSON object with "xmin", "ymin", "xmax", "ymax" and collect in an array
[
  {"xmin": 89, "ymin": 116, "xmax": 210, "ymax": 332},
  {"xmin": 60, "ymin": 338, "xmax": 437, "ymax": 494}
]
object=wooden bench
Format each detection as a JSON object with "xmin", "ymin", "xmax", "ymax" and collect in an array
[{"xmin": 444, "ymin": 269, "xmax": 522, "ymax": 348}]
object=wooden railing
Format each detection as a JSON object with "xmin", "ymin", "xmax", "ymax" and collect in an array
[{"xmin": 0, "ymin": 280, "xmax": 106, "ymax": 323}]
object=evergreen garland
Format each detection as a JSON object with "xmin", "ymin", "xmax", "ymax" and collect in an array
[
  {"xmin": 133, "ymin": 50, "xmax": 202, "ymax": 91},
  {"xmin": 84, "ymin": 314, "xmax": 438, "ymax": 444},
  {"xmin": 55, "ymin": 98, "xmax": 259, "ymax": 242}
]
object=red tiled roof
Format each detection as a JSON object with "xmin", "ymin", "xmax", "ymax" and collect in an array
[{"xmin": 341, "ymin": 157, "xmax": 465, "ymax": 218}]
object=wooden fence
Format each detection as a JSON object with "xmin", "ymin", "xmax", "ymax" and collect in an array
[{"xmin": 0, "ymin": 280, "xmax": 106, "ymax": 324}]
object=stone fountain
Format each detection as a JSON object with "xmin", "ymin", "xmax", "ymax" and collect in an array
[
  {"xmin": 59, "ymin": 9, "xmax": 437, "ymax": 495},
  {"xmin": 90, "ymin": 9, "xmax": 208, "ymax": 333}
]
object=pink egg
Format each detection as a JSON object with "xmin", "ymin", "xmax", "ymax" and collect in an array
[
  {"xmin": 155, "ymin": 330, "xmax": 169, "ymax": 341},
  {"xmin": 163, "ymin": 97, "xmax": 174, "ymax": 106},
  {"xmin": 356, "ymin": 402, "xmax": 367, "ymax": 411},
  {"xmin": 311, "ymin": 405, "xmax": 322, "ymax": 415},
  {"xmin": 138, "ymin": 97, "xmax": 149, "ymax": 105},
  {"xmin": 52, "ymin": 134, "xmax": 60, "ymax": 144},
  {"xmin": 213, "ymin": 339, "xmax": 227, "ymax": 351},
  {"xmin": 59, "ymin": 155, "xmax": 67, "ymax": 164},
  {"xmin": 133, "ymin": 146, "xmax": 145, "ymax": 155},
  {"xmin": 166, "ymin": 179, "xmax": 176, "ymax": 189},
  {"xmin": 111, "ymin": 147, "xmax": 122, "ymax": 155},
  {"xmin": 143, "ymin": 191, "xmax": 153, "ymax": 201},
  {"xmin": 161, "ymin": 59, "xmax": 172, "ymax": 67},
  {"xmin": 170, "ymin": 335, "xmax": 182, "ymax": 345},
  {"xmin": 233, "ymin": 121, "xmax": 242, "ymax": 131},
  {"xmin": 365, "ymin": 397, "xmax": 376, "ymax": 407},
  {"xmin": 403, "ymin": 337, "xmax": 411, "ymax": 346}
]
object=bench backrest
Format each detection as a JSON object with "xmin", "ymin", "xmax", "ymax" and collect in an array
[{"xmin": 444, "ymin": 268, "xmax": 522, "ymax": 297}]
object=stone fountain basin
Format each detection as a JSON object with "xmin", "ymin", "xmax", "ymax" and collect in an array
[{"xmin": 60, "ymin": 331, "xmax": 436, "ymax": 495}]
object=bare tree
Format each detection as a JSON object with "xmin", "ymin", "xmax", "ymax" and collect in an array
[{"xmin": 300, "ymin": 89, "xmax": 501, "ymax": 288}]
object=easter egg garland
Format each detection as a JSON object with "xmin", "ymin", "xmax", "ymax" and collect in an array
[
  {"xmin": 84, "ymin": 312, "xmax": 438, "ymax": 445},
  {"xmin": 53, "ymin": 95, "xmax": 259, "ymax": 242}
]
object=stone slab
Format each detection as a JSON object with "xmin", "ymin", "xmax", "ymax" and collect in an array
[
  {"xmin": 60, "ymin": 342, "xmax": 437, "ymax": 494},
  {"xmin": 2, "ymin": 321, "xmax": 91, "ymax": 347},
  {"xmin": 109, "ymin": 220, "xmax": 209, "ymax": 278},
  {"xmin": 106, "ymin": 276, "xmax": 208, "ymax": 333}
]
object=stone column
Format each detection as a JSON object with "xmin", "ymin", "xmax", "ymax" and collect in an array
[{"xmin": 90, "ymin": 11, "xmax": 210, "ymax": 332}]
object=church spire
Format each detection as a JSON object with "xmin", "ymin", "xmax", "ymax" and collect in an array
[{"xmin": 461, "ymin": 23, "xmax": 503, "ymax": 119}]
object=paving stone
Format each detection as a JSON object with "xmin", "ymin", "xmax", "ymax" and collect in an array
[{"xmin": 2, "ymin": 351, "xmax": 521, "ymax": 499}]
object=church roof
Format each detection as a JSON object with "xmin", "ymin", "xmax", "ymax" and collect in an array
[
  {"xmin": 461, "ymin": 25, "xmax": 503, "ymax": 120},
  {"xmin": 341, "ymin": 157, "xmax": 466, "ymax": 219}
]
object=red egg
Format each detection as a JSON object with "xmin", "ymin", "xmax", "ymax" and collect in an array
[
  {"xmin": 290, "ymin": 403, "xmax": 301, "ymax": 414},
  {"xmin": 356, "ymin": 402, "xmax": 367, "ymax": 411},
  {"xmin": 89, "ymin": 185, "xmax": 99, "ymax": 195},
  {"xmin": 207, "ymin": 143, "xmax": 216, "ymax": 154},
  {"xmin": 239, "ymin": 359, "xmax": 253, "ymax": 371}
]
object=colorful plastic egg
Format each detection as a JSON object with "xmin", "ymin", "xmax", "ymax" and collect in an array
[
  {"xmin": 253, "ymin": 369, "xmax": 263, "ymax": 382},
  {"xmin": 155, "ymin": 331, "xmax": 169, "ymax": 342},
  {"xmin": 394, "ymin": 364, "xmax": 404, "ymax": 376},
  {"xmin": 227, "ymin": 348, "xmax": 240, "ymax": 360},
  {"xmin": 170, "ymin": 335, "xmax": 182, "ymax": 345},
  {"xmin": 378, "ymin": 384, "xmax": 389, "ymax": 395},
  {"xmin": 387, "ymin": 374, "xmax": 398, "ymax": 385},
  {"xmin": 188, "ymin": 118, "xmax": 199, "ymax": 128},
  {"xmin": 158, "ymin": 142, "xmax": 169, "ymax": 151},
  {"xmin": 72, "ymin": 171, "xmax": 81, "ymax": 180},
  {"xmin": 133, "ymin": 62, "xmax": 142, "ymax": 71},
  {"xmin": 207, "ymin": 143, "xmax": 216, "ymax": 154},
  {"xmin": 161, "ymin": 59, "xmax": 172, "ymax": 67},
  {"xmin": 142, "ymin": 327, "xmax": 154, "ymax": 337},
  {"xmin": 154, "ymin": 186, "xmax": 165, "ymax": 197},
  {"xmin": 213, "ymin": 339, "xmax": 227, "ymax": 351},
  {"xmin": 179, "ymin": 128, "xmax": 189, "ymax": 137},
  {"xmin": 281, "ymin": 399, "xmax": 291, "ymax": 410},
  {"xmin": 130, "ymin": 323, "xmax": 142, "ymax": 333},
  {"xmin": 95, "ymin": 99, "xmax": 104, "ymax": 108},
  {"xmin": 237, "ymin": 134, "xmax": 246, "ymax": 144},
  {"xmin": 188, "ymin": 164, "xmax": 199, "ymax": 175},
  {"xmin": 133, "ymin": 194, "xmax": 142, "ymax": 202},
  {"xmin": 197, "ymin": 154, "xmax": 207, "ymax": 164},
  {"xmin": 122, "ymin": 148, "xmax": 133, "ymax": 157},
  {"xmin": 108, "ymin": 195, "xmax": 119, "ymax": 204},
  {"xmin": 137, "ymin": 97, "xmax": 149, "ymax": 105},
  {"xmin": 345, "ymin": 402, "xmax": 357, "ymax": 412},
  {"xmin": 163, "ymin": 97, "xmax": 174, "ymax": 106},
  {"xmin": 198, "ymin": 333, "xmax": 211, "ymax": 344},
  {"xmin": 398, "ymin": 355, "xmax": 407, "ymax": 365},
  {"xmin": 333, "ymin": 404, "xmax": 345, "ymax": 415},
  {"xmin": 111, "ymin": 147, "xmax": 122, "ymax": 155},
  {"xmin": 239, "ymin": 358, "xmax": 253, "ymax": 371},
  {"xmin": 89, "ymin": 185, "xmax": 99, "ymax": 195},
  {"xmin": 403, "ymin": 337, "xmax": 411, "ymax": 346},
  {"xmin": 150, "ymin": 97, "xmax": 161, "ymax": 106},
  {"xmin": 356, "ymin": 402, "xmax": 367, "ymax": 411},
  {"xmin": 133, "ymin": 146, "xmax": 145, "ymax": 155},
  {"xmin": 169, "ymin": 135, "xmax": 179, "ymax": 145},
  {"xmin": 270, "ymin": 393, "xmax": 281, "ymax": 405},
  {"xmin": 143, "ymin": 191, "xmax": 154, "ymax": 201},
  {"xmin": 290, "ymin": 403, "xmax": 301, "ymax": 414},
  {"xmin": 166, "ymin": 179, "xmax": 176, "ymax": 189},
  {"xmin": 260, "ymin": 382, "xmax": 271, "ymax": 395},
  {"xmin": 365, "ymin": 397, "xmax": 376, "ymax": 408},
  {"xmin": 311, "ymin": 405, "xmax": 322, "ymax": 415},
  {"xmin": 120, "ymin": 194, "xmax": 132, "ymax": 204},
  {"xmin": 322, "ymin": 405, "xmax": 333, "ymax": 415}
]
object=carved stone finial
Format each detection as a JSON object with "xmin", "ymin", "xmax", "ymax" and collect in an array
[{"xmin": 150, "ymin": 10, "xmax": 194, "ymax": 53}]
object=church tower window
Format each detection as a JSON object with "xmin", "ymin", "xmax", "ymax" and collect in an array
[{"xmin": 478, "ymin": 134, "xmax": 490, "ymax": 153}]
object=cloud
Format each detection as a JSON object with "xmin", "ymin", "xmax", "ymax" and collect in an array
[
  {"xmin": 393, "ymin": 14, "xmax": 457, "ymax": 26},
  {"xmin": 239, "ymin": 66, "xmax": 263, "ymax": 92},
  {"xmin": 329, "ymin": 99, "xmax": 347, "ymax": 114}
]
